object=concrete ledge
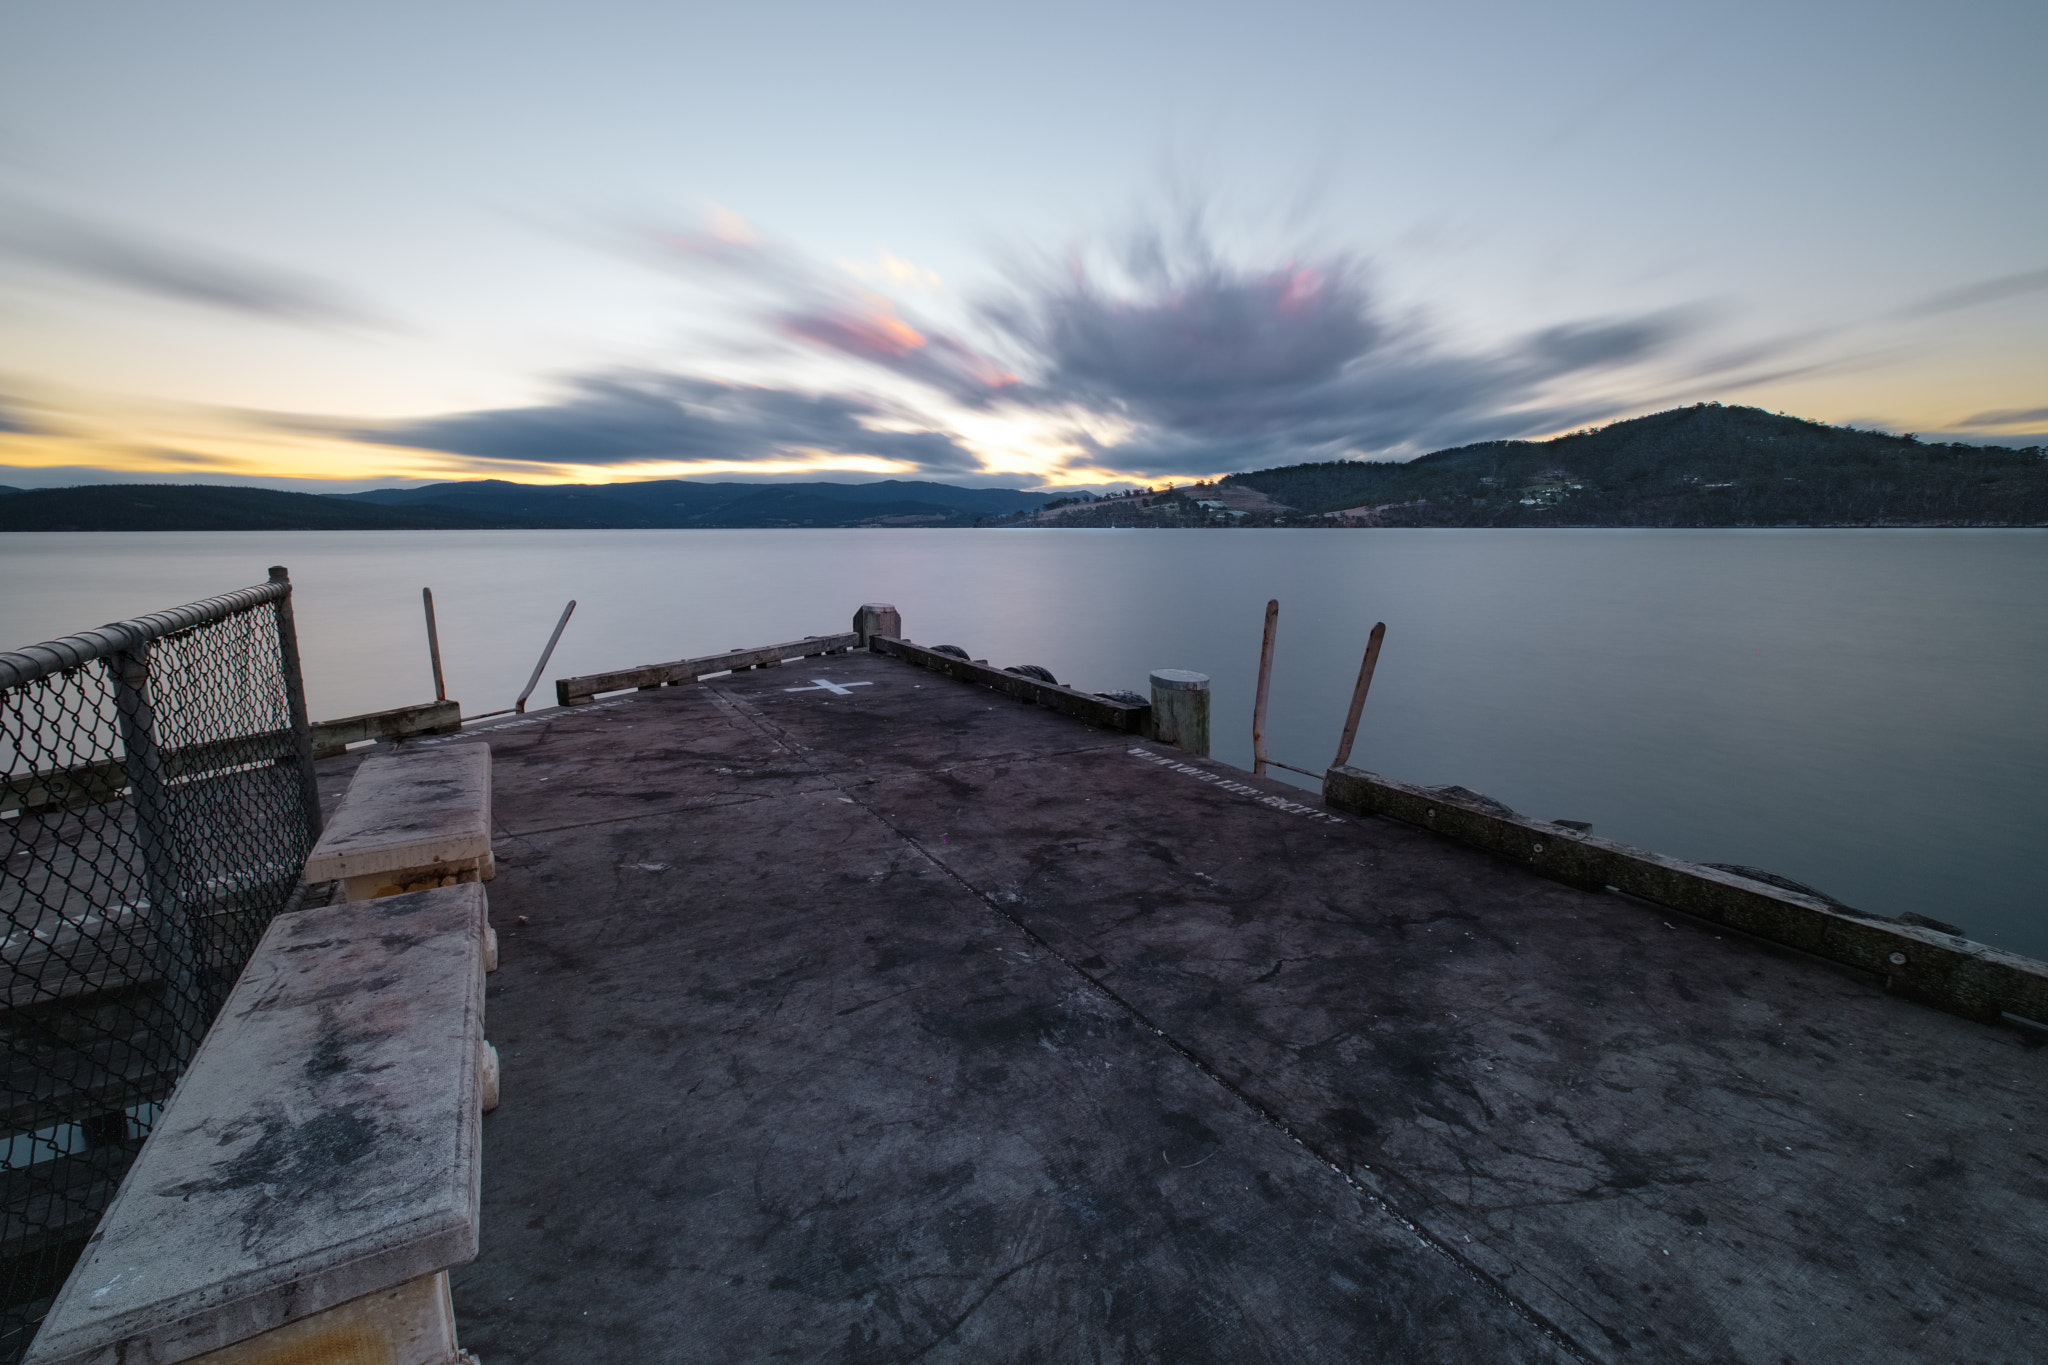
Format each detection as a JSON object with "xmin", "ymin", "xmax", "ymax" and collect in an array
[
  {"xmin": 556, "ymin": 633, "xmax": 859, "ymax": 706},
  {"xmin": 869, "ymin": 636, "xmax": 1151, "ymax": 733},
  {"xmin": 1323, "ymin": 765, "xmax": 2048, "ymax": 1026},
  {"xmin": 182, "ymin": 1272, "xmax": 458, "ymax": 1365},
  {"xmin": 24, "ymin": 883, "xmax": 487, "ymax": 1365},
  {"xmin": 304, "ymin": 746, "xmax": 493, "ymax": 888},
  {"xmin": 309, "ymin": 701, "xmax": 462, "ymax": 761}
]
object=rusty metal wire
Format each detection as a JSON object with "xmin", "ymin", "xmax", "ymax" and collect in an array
[{"xmin": 1, "ymin": 579, "xmax": 319, "ymax": 1361}]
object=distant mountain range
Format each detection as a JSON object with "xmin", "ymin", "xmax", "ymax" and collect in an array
[
  {"xmin": 2, "ymin": 406, "xmax": 2044, "ymax": 531},
  {"xmin": 0, "ymin": 478, "xmax": 1054, "ymax": 532},
  {"xmin": 1000, "ymin": 406, "xmax": 2048, "ymax": 528}
]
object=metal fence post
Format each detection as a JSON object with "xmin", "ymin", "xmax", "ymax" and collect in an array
[
  {"xmin": 268, "ymin": 567, "xmax": 324, "ymax": 838},
  {"xmin": 110, "ymin": 637, "xmax": 205, "ymax": 1056}
]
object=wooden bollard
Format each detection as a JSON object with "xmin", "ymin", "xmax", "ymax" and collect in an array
[
  {"xmin": 854, "ymin": 603, "xmax": 902, "ymax": 647},
  {"xmin": 1149, "ymin": 670, "xmax": 1210, "ymax": 756}
]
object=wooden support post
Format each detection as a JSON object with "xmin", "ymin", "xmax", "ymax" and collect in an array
[
  {"xmin": 1251, "ymin": 599, "xmax": 1278, "ymax": 776},
  {"xmin": 422, "ymin": 588, "xmax": 446, "ymax": 703},
  {"xmin": 515, "ymin": 600, "xmax": 576, "ymax": 714},
  {"xmin": 853, "ymin": 603, "xmax": 902, "ymax": 648},
  {"xmin": 1330, "ymin": 621, "xmax": 1387, "ymax": 771},
  {"xmin": 1149, "ymin": 670, "xmax": 1210, "ymax": 756}
]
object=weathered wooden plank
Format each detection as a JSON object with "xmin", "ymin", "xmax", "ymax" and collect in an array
[
  {"xmin": 1322, "ymin": 764, "xmax": 2048, "ymax": 1026},
  {"xmin": 0, "ymin": 1037, "xmax": 180, "ymax": 1137},
  {"xmin": 2, "ymin": 905, "xmax": 156, "ymax": 1010},
  {"xmin": 555, "ymin": 633, "xmax": 859, "ymax": 705},
  {"xmin": 0, "ymin": 761, "xmax": 126, "ymax": 817},
  {"xmin": 1, "ymin": 731, "xmax": 300, "ymax": 816},
  {"xmin": 309, "ymin": 699, "xmax": 461, "ymax": 760},
  {"xmin": 868, "ymin": 636, "xmax": 1151, "ymax": 733},
  {"xmin": 0, "ymin": 1146, "xmax": 140, "ymax": 1265}
]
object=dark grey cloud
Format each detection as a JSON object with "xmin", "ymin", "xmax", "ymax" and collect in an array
[
  {"xmin": 976, "ymin": 241, "xmax": 1693, "ymax": 472},
  {"xmin": 0, "ymin": 201, "xmax": 381, "ymax": 328},
  {"xmin": 1957, "ymin": 404, "xmax": 2048, "ymax": 428},
  {"xmin": 624, "ymin": 212, "xmax": 1711, "ymax": 475},
  {"xmin": 1898, "ymin": 268, "xmax": 2048, "ymax": 319},
  {"xmin": 604, "ymin": 211, "xmax": 1740, "ymax": 478},
  {"xmin": 359, "ymin": 372, "xmax": 983, "ymax": 473}
]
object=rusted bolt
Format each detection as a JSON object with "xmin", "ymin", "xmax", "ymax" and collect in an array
[{"xmin": 1888, "ymin": 951, "xmax": 1908, "ymax": 966}]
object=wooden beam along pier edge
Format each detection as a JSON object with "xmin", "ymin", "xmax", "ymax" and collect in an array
[
  {"xmin": 1321, "ymin": 765, "xmax": 2048, "ymax": 1029},
  {"xmin": 866, "ymin": 636, "xmax": 1151, "ymax": 733},
  {"xmin": 554, "ymin": 632, "xmax": 861, "ymax": 706}
]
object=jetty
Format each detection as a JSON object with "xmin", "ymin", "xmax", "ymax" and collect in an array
[{"xmin": 6, "ymin": 588, "xmax": 2045, "ymax": 1364}]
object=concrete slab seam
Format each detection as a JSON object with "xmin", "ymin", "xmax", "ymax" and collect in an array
[
  {"xmin": 851, "ymin": 790, "xmax": 1599, "ymax": 1365},
  {"xmin": 702, "ymin": 677, "xmax": 1599, "ymax": 1362}
]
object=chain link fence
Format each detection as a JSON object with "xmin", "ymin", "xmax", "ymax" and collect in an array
[{"xmin": 0, "ymin": 569, "xmax": 321, "ymax": 1361}]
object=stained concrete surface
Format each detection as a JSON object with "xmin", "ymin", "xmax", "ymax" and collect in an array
[
  {"xmin": 317, "ymin": 650, "xmax": 2047, "ymax": 1363},
  {"xmin": 28, "ymin": 885, "xmax": 484, "ymax": 1365}
]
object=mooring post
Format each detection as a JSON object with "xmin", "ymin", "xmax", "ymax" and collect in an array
[
  {"xmin": 1149, "ymin": 670, "xmax": 1211, "ymax": 756},
  {"xmin": 853, "ymin": 603, "xmax": 902, "ymax": 647},
  {"xmin": 422, "ymin": 588, "xmax": 446, "ymax": 703},
  {"xmin": 1330, "ymin": 621, "xmax": 1387, "ymax": 771},
  {"xmin": 1251, "ymin": 599, "xmax": 1279, "ymax": 776}
]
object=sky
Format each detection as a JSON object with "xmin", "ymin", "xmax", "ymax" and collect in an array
[{"xmin": 0, "ymin": 0, "xmax": 2041, "ymax": 492}]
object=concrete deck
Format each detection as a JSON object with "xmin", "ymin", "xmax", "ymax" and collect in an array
[{"xmin": 317, "ymin": 648, "xmax": 2047, "ymax": 1364}]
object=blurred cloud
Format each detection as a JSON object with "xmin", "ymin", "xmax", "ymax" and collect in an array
[
  {"xmin": 356, "ymin": 372, "xmax": 984, "ymax": 473},
  {"xmin": 1957, "ymin": 404, "xmax": 2048, "ymax": 428},
  {"xmin": 1897, "ymin": 268, "xmax": 2048, "ymax": 319},
  {"xmin": 0, "ymin": 199, "xmax": 385, "ymax": 329},
  {"xmin": 642, "ymin": 214, "xmax": 1016, "ymax": 405},
  {"xmin": 977, "ymin": 231, "xmax": 1697, "ymax": 473},
  {"xmin": 0, "ymin": 394, "xmax": 35, "ymax": 434},
  {"xmin": 359, "ymin": 211, "xmax": 1765, "ymax": 480}
]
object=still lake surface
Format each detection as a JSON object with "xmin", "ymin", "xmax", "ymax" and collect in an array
[{"xmin": 3, "ymin": 528, "xmax": 2043, "ymax": 961}]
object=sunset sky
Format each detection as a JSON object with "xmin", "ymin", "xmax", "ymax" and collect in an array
[{"xmin": 0, "ymin": 0, "xmax": 2041, "ymax": 491}]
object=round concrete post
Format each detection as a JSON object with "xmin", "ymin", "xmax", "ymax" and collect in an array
[
  {"xmin": 854, "ymin": 603, "xmax": 902, "ymax": 648},
  {"xmin": 1149, "ymin": 669, "xmax": 1210, "ymax": 756}
]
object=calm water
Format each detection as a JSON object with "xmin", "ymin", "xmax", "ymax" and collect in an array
[{"xmin": 4, "ymin": 528, "xmax": 2043, "ymax": 960}]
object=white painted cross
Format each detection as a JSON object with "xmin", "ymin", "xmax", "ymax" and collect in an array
[{"xmin": 784, "ymin": 678, "xmax": 873, "ymax": 696}]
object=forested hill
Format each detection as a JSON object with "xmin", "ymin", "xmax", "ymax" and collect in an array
[
  {"xmin": 1226, "ymin": 406, "xmax": 2048, "ymax": 526},
  {"xmin": 0, "ymin": 477, "xmax": 1054, "ymax": 531},
  {"xmin": 0, "ymin": 484, "xmax": 484, "ymax": 532}
]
